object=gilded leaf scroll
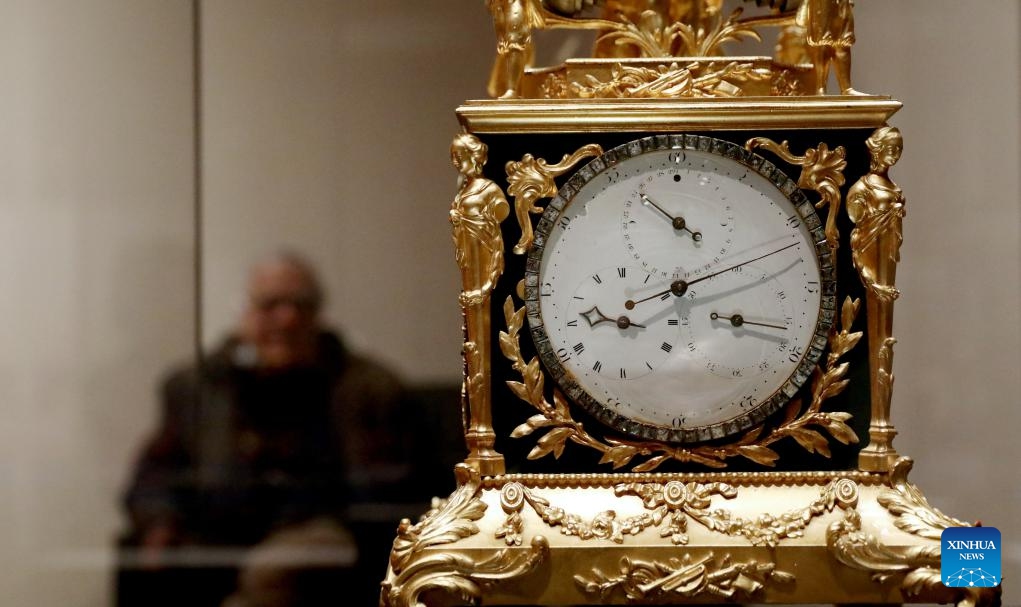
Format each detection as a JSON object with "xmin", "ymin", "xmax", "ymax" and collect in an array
[
  {"xmin": 825, "ymin": 457, "xmax": 1001, "ymax": 607},
  {"xmin": 382, "ymin": 536, "xmax": 550, "ymax": 607},
  {"xmin": 389, "ymin": 464, "xmax": 486, "ymax": 573},
  {"xmin": 745, "ymin": 137, "xmax": 847, "ymax": 254},
  {"xmin": 500, "ymin": 295, "xmax": 861, "ymax": 470},
  {"xmin": 383, "ymin": 464, "xmax": 550, "ymax": 607},
  {"xmin": 505, "ymin": 144, "xmax": 602, "ymax": 254}
]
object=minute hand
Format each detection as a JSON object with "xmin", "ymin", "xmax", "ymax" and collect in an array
[{"xmin": 625, "ymin": 241, "xmax": 800, "ymax": 310}]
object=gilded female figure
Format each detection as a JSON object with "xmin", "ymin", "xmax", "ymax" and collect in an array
[
  {"xmin": 847, "ymin": 126, "xmax": 904, "ymax": 302},
  {"xmin": 450, "ymin": 133, "xmax": 510, "ymax": 308}
]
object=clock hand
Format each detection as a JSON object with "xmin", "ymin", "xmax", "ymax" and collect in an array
[
  {"xmin": 640, "ymin": 193, "xmax": 702, "ymax": 242},
  {"xmin": 710, "ymin": 312, "xmax": 788, "ymax": 330},
  {"xmin": 624, "ymin": 241, "xmax": 799, "ymax": 310},
  {"xmin": 580, "ymin": 306, "xmax": 646, "ymax": 329}
]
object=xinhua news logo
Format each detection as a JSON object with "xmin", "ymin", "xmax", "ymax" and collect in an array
[{"xmin": 941, "ymin": 527, "xmax": 1001, "ymax": 588}]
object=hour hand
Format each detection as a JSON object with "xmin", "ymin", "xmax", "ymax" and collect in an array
[
  {"xmin": 581, "ymin": 306, "xmax": 646, "ymax": 329},
  {"xmin": 640, "ymin": 193, "xmax": 702, "ymax": 242}
]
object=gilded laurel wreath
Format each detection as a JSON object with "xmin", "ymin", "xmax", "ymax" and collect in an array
[{"xmin": 499, "ymin": 295, "xmax": 862, "ymax": 471}]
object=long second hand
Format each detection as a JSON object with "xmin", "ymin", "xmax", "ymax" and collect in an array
[{"xmin": 625, "ymin": 241, "xmax": 800, "ymax": 310}]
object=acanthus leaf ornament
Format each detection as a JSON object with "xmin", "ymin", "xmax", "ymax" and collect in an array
[
  {"xmin": 879, "ymin": 457, "xmax": 969, "ymax": 540},
  {"xmin": 382, "ymin": 535, "xmax": 550, "ymax": 607},
  {"xmin": 383, "ymin": 464, "xmax": 550, "ymax": 607},
  {"xmin": 505, "ymin": 144, "xmax": 602, "ymax": 254},
  {"xmin": 825, "ymin": 457, "xmax": 1001, "ymax": 607},
  {"xmin": 389, "ymin": 464, "xmax": 486, "ymax": 574}
]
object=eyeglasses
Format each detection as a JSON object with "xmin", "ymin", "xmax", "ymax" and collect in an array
[{"xmin": 251, "ymin": 294, "xmax": 319, "ymax": 314}]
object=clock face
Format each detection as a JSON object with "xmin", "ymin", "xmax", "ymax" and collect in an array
[{"xmin": 524, "ymin": 135, "xmax": 836, "ymax": 444}]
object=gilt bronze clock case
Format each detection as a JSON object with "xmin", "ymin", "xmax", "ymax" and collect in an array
[{"xmin": 381, "ymin": 3, "xmax": 1001, "ymax": 606}]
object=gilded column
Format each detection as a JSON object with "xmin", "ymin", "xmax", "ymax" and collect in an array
[
  {"xmin": 848, "ymin": 126, "xmax": 905, "ymax": 472},
  {"xmin": 450, "ymin": 133, "xmax": 510, "ymax": 475}
]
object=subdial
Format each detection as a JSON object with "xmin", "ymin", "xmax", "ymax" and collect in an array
[
  {"xmin": 621, "ymin": 166, "xmax": 736, "ymax": 280},
  {"xmin": 557, "ymin": 266, "xmax": 681, "ymax": 381},
  {"xmin": 680, "ymin": 268, "xmax": 797, "ymax": 381}
]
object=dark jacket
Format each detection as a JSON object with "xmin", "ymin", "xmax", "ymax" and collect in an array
[{"xmin": 123, "ymin": 332, "xmax": 407, "ymax": 546}]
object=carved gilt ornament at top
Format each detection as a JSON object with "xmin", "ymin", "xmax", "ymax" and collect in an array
[{"xmin": 485, "ymin": 0, "xmax": 860, "ymax": 99}]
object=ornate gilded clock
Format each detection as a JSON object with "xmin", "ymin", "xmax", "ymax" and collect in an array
[{"xmin": 382, "ymin": 2, "xmax": 1002, "ymax": 606}]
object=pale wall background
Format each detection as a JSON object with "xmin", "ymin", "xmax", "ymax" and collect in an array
[{"xmin": 0, "ymin": 1, "xmax": 1016, "ymax": 605}]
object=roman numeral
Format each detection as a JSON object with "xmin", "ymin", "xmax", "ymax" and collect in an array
[
  {"xmin": 592, "ymin": 360, "xmax": 603, "ymax": 372},
  {"xmin": 661, "ymin": 342, "xmax": 673, "ymax": 353},
  {"xmin": 619, "ymin": 368, "xmax": 627, "ymax": 379},
  {"xmin": 668, "ymin": 319, "xmax": 679, "ymax": 325},
  {"xmin": 617, "ymin": 267, "xmax": 626, "ymax": 278},
  {"xmin": 573, "ymin": 342, "xmax": 585, "ymax": 354},
  {"xmin": 592, "ymin": 274, "xmax": 602, "ymax": 284},
  {"xmin": 566, "ymin": 320, "xmax": 578, "ymax": 327}
]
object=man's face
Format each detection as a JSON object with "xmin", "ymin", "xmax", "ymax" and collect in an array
[{"xmin": 241, "ymin": 260, "xmax": 321, "ymax": 370}]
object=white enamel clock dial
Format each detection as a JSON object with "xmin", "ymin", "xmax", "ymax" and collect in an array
[{"xmin": 525, "ymin": 135, "xmax": 836, "ymax": 444}]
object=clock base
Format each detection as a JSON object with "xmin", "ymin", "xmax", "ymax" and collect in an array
[{"xmin": 380, "ymin": 459, "xmax": 1000, "ymax": 607}]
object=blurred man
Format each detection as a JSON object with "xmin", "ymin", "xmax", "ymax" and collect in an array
[{"xmin": 123, "ymin": 252, "xmax": 408, "ymax": 607}]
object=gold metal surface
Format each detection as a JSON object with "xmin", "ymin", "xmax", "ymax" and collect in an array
[
  {"xmin": 457, "ymin": 96, "xmax": 901, "ymax": 133},
  {"xmin": 482, "ymin": 0, "xmax": 860, "ymax": 99},
  {"xmin": 531, "ymin": 58, "xmax": 810, "ymax": 99},
  {"xmin": 450, "ymin": 133, "xmax": 510, "ymax": 475},
  {"xmin": 382, "ymin": 465, "xmax": 548, "ymax": 607},
  {"xmin": 746, "ymin": 136, "xmax": 847, "ymax": 253},
  {"xmin": 500, "ymin": 295, "xmax": 860, "ymax": 470},
  {"xmin": 826, "ymin": 457, "xmax": 1001, "ymax": 607},
  {"xmin": 575, "ymin": 552, "xmax": 795, "ymax": 601},
  {"xmin": 506, "ymin": 144, "xmax": 603, "ymax": 254},
  {"xmin": 380, "ymin": 463, "xmax": 992, "ymax": 605},
  {"xmin": 497, "ymin": 476, "xmax": 861, "ymax": 546},
  {"xmin": 798, "ymin": 0, "xmax": 859, "ymax": 94},
  {"xmin": 485, "ymin": 0, "xmax": 619, "ymax": 98},
  {"xmin": 849, "ymin": 126, "xmax": 905, "ymax": 472},
  {"xmin": 594, "ymin": 3, "xmax": 794, "ymax": 58}
]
